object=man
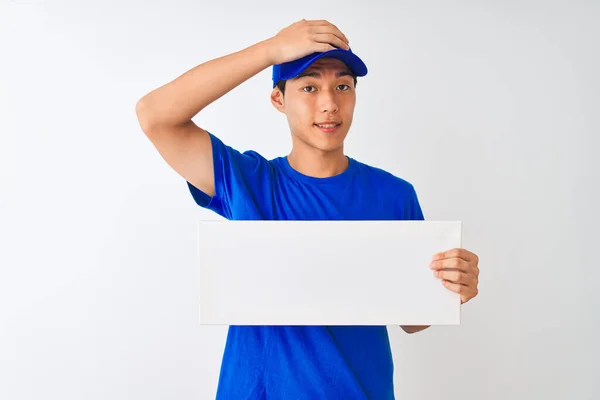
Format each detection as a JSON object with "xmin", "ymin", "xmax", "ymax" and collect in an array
[{"xmin": 136, "ymin": 19, "xmax": 479, "ymax": 400}]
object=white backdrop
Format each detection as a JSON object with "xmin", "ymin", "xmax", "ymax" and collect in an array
[{"xmin": 1, "ymin": 1, "xmax": 599, "ymax": 399}]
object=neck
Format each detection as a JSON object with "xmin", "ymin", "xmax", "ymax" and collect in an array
[{"xmin": 287, "ymin": 143, "xmax": 349, "ymax": 178}]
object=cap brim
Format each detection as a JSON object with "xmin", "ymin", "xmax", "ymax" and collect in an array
[{"xmin": 275, "ymin": 48, "xmax": 368, "ymax": 86}]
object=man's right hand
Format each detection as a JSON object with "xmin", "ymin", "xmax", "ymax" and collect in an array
[{"xmin": 266, "ymin": 19, "xmax": 351, "ymax": 65}]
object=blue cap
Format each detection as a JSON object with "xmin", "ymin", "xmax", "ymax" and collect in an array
[{"xmin": 272, "ymin": 47, "xmax": 368, "ymax": 88}]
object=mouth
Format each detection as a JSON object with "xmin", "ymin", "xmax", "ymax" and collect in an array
[{"xmin": 314, "ymin": 122, "xmax": 342, "ymax": 133}]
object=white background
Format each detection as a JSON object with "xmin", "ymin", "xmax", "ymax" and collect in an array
[{"xmin": 1, "ymin": 1, "xmax": 598, "ymax": 399}]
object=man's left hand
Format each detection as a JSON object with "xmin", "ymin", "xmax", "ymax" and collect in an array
[{"xmin": 430, "ymin": 248, "xmax": 480, "ymax": 304}]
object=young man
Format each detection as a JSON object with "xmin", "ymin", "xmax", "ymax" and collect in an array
[{"xmin": 136, "ymin": 19, "xmax": 480, "ymax": 400}]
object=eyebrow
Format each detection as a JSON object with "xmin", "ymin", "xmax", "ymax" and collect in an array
[{"xmin": 292, "ymin": 70, "xmax": 354, "ymax": 80}]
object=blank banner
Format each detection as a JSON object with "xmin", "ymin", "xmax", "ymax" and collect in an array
[{"xmin": 197, "ymin": 220, "xmax": 462, "ymax": 326}]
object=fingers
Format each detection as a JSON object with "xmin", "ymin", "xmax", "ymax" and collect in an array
[
  {"xmin": 440, "ymin": 280, "xmax": 478, "ymax": 304},
  {"xmin": 431, "ymin": 248, "xmax": 480, "ymax": 304},
  {"xmin": 434, "ymin": 269, "xmax": 477, "ymax": 287},
  {"xmin": 311, "ymin": 24, "xmax": 349, "ymax": 44},
  {"xmin": 313, "ymin": 43, "xmax": 338, "ymax": 53},
  {"xmin": 432, "ymin": 248, "xmax": 478, "ymax": 263},
  {"xmin": 312, "ymin": 33, "xmax": 350, "ymax": 50},
  {"xmin": 429, "ymin": 257, "xmax": 471, "ymax": 273},
  {"xmin": 272, "ymin": 19, "xmax": 350, "ymax": 64},
  {"xmin": 434, "ymin": 264, "xmax": 479, "ymax": 304},
  {"xmin": 306, "ymin": 20, "xmax": 350, "ymax": 46}
]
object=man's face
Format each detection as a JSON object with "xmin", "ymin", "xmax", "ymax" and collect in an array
[{"xmin": 271, "ymin": 58, "xmax": 357, "ymax": 153}]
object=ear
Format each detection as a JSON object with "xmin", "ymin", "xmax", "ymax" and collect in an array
[{"xmin": 270, "ymin": 87, "xmax": 285, "ymax": 113}]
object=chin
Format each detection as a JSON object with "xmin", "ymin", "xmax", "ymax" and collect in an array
[
  {"xmin": 291, "ymin": 125, "xmax": 349, "ymax": 152},
  {"xmin": 309, "ymin": 136, "xmax": 346, "ymax": 152}
]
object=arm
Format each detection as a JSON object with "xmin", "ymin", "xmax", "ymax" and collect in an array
[
  {"xmin": 400, "ymin": 325, "xmax": 430, "ymax": 334},
  {"xmin": 134, "ymin": 40, "xmax": 275, "ymax": 197},
  {"xmin": 134, "ymin": 20, "xmax": 350, "ymax": 197}
]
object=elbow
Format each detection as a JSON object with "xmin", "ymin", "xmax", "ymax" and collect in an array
[{"xmin": 135, "ymin": 96, "xmax": 158, "ymax": 135}]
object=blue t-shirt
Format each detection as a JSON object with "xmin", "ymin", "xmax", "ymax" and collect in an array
[{"xmin": 187, "ymin": 133, "xmax": 425, "ymax": 400}]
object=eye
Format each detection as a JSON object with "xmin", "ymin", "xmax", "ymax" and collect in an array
[
  {"xmin": 302, "ymin": 86, "xmax": 317, "ymax": 93},
  {"xmin": 337, "ymin": 84, "xmax": 350, "ymax": 91}
]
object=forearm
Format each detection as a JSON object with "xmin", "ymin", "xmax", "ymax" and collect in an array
[
  {"xmin": 137, "ymin": 39, "xmax": 275, "ymax": 129},
  {"xmin": 400, "ymin": 325, "xmax": 430, "ymax": 334}
]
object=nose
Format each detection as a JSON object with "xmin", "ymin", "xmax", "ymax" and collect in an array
[{"xmin": 319, "ymin": 89, "xmax": 339, "ymax": 114}]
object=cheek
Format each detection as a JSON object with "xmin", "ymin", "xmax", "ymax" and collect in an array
[{"xmin": 286, "ymin": 99, "xmax": 314, "ymax": 125}]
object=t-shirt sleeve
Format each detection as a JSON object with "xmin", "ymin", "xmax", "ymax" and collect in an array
[
  {"xmin": 406, "ymin": 183, "xmax": 425, "ymax": 220},
  {"xmin": 186, "ymin": 132, "xmax": 269, "ymax": 219}
]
